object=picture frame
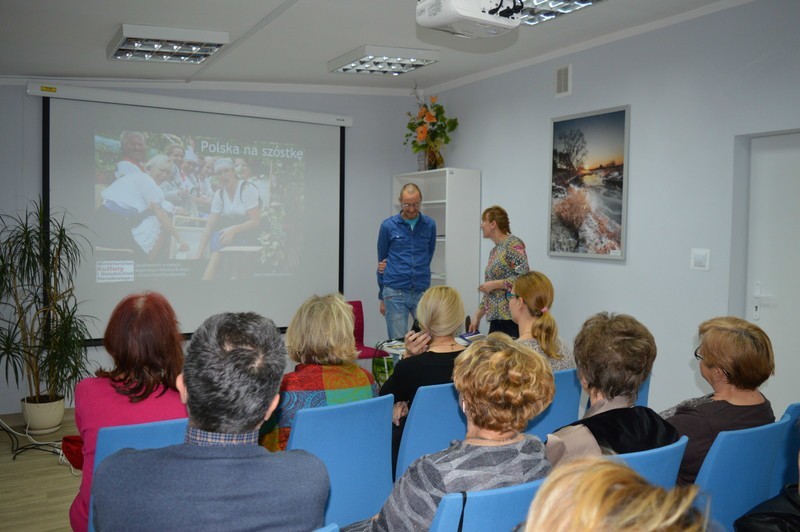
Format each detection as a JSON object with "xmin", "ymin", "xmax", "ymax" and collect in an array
[{"xmin": 548, "ymin": 105, "xmax": 630, "ymax": 260}]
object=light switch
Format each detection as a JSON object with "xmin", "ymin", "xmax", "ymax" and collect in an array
[{"xmin": 690, "ymin": 248, "xmax": 710, "ymax": 271}]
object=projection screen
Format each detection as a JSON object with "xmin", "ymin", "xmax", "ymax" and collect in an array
[{"xmin": 31, "ymin": 84, "xmax": 349, "ymax": 338}]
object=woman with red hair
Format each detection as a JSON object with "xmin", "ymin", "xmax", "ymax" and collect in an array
[{"xmin": 69, "ymin": 292, "xmax": 187, "ymax": 532}]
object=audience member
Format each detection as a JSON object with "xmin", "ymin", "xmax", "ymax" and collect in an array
[
  {"xmin": 92, "ymin": 312, "xmax": 329, "ymax": 531},
  {"xmin": 524, "ymin": 457, "xmax": 706, "ymax": 532},
  {"xmin": 69, "ymin": 292, "xmax": 187, "ymax": 532},
  {"xmin": 660, "ymin": 316, "xmax": 775, "ymax": 485},
  {"xmin": 509, "ymin": 271, "xmax": 575, "ymax": 371},
  {"xmin": 260, "ymin": 293, "xmax": 378, "ymax": 451},
  {"xmin": 546, "ymin": 312, "xmax": 679, "ymax": 467},
  {"xmin": 381, "ymin": 286, "xmax": 466, "ymax": 468},
  {"xmin": 469, "ymin": 205, "xmax": 529, "ymax": 337},
  {"xmin": 345, "ymin": 332, "xmax": 555, "ymax": 532}
]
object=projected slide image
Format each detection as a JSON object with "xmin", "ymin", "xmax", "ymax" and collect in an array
[{"xmin": 92, "ymin": 130, "xmax": 305, "ymax": 281}]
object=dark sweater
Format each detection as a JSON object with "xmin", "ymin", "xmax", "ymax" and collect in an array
[
  {"xmin": 379, "ymin": 349, "xmax": 462, "ymax": 405},
  {"xmin": 665, "ymin": 395, "xmax": 774, "ymax": 485}
]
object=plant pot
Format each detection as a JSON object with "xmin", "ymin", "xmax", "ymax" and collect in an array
[{"xmin": 20, "ymin": 396, "xmax": 65, "ymax": 435}]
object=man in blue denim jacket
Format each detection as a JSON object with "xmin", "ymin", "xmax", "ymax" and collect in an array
[{"xmin": 377, "ymin": 183, "xmax": 437, "ymax": 339}]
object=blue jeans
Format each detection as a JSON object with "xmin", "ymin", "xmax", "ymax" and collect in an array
[{"xmin": 383, "ymin": 286, "xmax": 424, "ymax": 340}]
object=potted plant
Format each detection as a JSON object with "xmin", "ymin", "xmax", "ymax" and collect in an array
[
  {"xmin": 404, "ymin": 91, "xmax": 459, "ymax": 170},
  {"xmin": 0, "ymin": 199, "xmax": 93, "ymax": 434}
]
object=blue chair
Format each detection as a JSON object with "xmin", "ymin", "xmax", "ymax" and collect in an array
[
  {"xmin": 429, "ymin": 478, "xmax": 545, "ymax": 532},
  {"xmin": 613, "ymin": 435, "xmax": 688, "ymax": 489},
  {"xmin": 286, "ymin": 395, "xmax": 394, "ymax": 526},
  {"xmin": 395, "ymin": 383, "xmax": 466, "ymax": 479},
  {"xmin": 314, "ymin": 524, "xmax": 339, "ymax": 532},
  {"xmin": 89, "ymin": 418, "xmax": 188, "ymax": 532},
  {"xmin": 771, "ymin": 402, "xmax": 800, "ymax": 495},
  {"xmin": 695, "ymin": 415, "xmax": 791, "ymax": 531},
  {"xmin": 525, "ymin": 368, "xmax": 581, "ymax": 440},
  {"xmin": 635, "ymin": 373, "xmax": 651, "ymax": 407}
]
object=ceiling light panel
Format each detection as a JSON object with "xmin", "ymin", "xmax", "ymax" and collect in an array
[
  {"xmin": 107, "ymin": 24, "xmax": 229, "ymax": 64},
  {"xmin": 328, "ymin": 45, "xmax": 439, "ymax": 76},
  {"xmin": 520, "ymin": 0, "xmax": 604, "ymax": 26}
]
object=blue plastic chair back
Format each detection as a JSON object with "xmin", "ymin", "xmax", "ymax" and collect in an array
[
  {"xmin": 613, "ymin": 435, "xmax": 688, "ymax": 489},
  {"xmin": 286, "ymin": 394, "xmax": 394, "ymax": 526},
  {"xmin": 395, "ymin": 383, "xmax": 466, "ymax": 479},
  {"xmin": 695, "ymin": 415, "xmax": 791, "ymax": 531},
  {"xmin": 89, "ymin": 418, "xmax": 188, "ymax": 532},
  {"xmin": 635, "ymin": 374, "xmax": 651, "ymax": 407},
  {"xmin": 771, "ymin": 402, "xmax": 800, "ymax": 494},
  {"xmin": 429, "ymin": 478, "xmax": 545, "ymax": 532},
  {"xmin": 313, "ymin": 524, "xmax": 339, "ymax": 532},
  {"xmin": 525, "ymin": 369, "xmax": 581, "ymax": 440}
]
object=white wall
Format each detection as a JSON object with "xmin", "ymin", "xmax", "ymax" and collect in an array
[
  {"xmin": 440, "ymin": 0, "xmax": 800, "ymax": 411},
  {"xmin": 2, "ymin": 0, "xmax": 798, "ymax": 415}
]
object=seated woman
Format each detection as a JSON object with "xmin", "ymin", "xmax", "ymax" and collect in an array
[
  {"xmin": 546, "ymin": 312, "xmax": 679, "ymax": 467},
  {"xmin": 380, "ymin": 286, "xmax": 466, "ymax": 465},
  {"xmin": 69, "ymin": 292, "xmax": 187, "ymax": 532},
  {"xmin": 260, "ymin": 294, "xmax": 378, "ymax": 451},
  {"xmin": 345, "ymin": 333, "xmax": 555, "ymax": 532},
  {"xmin": 524, "ymin": 457, "xmax": 706, "ymax": 532},
  {"xmin": 509, "ymin": 271, "xmax": 575, "ymax": 371},
  {"xmin": 194, "ymin": 157, "xmax": 261, "ymax": 280},
  {"xmin": 660, "ymin": 316, "xmax": 775, "ymax": 485}
]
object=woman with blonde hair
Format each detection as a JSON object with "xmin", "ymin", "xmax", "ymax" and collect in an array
[
  {"xmin": 382, "ymin": 286, "xmax": 467, "ymax": 424},
  {"xmin": 524, "ymin": 457, "xmax": 706, "ymax": 532},
  {"xmin": 509, "ymin": 271, "xmax": 575, "ymax": 371},
  {"xmin": 345, "ymin": 333, "xmax": 554, "ymax": 532},
  {"xmin": 661, "ymin": 316, "xmax": 775, "ymax": 485},
  {"xmin": 260, "ymin": 293, "xmax": 378, "ymax": 451}
]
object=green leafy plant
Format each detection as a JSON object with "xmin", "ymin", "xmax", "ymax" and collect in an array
[{"xmin": 0, "ymin": 199, "xmax": 93, "ymax": 403}]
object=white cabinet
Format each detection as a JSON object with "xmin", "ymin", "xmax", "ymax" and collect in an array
[{"xmin": 393, "ymin": 167, "xmax": 482, "ymax": 312}]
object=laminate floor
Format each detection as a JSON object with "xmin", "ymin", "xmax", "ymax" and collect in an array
[{"xmin": 0, "ymin": 409, "xmax": 81, "ymax": 532}]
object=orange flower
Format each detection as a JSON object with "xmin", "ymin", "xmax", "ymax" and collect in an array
[
  {"xmin": 423, "ymin": 111, "xmax": 437, "ymax": 124},
  {"xmin": 430, "ymin": 95, "xmax": 438, "ymax": 104},
  {"xmin": 417, "ymin": 105, "xmax": 428, "ymax": 119},
  {"xmin": 416, "ymin": 124, "xmax": 428, "ymax": 143}
]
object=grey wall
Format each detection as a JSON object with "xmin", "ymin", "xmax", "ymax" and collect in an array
[
  {"xmin": 2, "ymin": 0, "xmax": 799, "ymax": 414},
  {"xmin": 440, "ymin": 0, "xmax": 800, "ymax": 411}
]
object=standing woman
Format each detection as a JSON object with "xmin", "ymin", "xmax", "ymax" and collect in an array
[
  {"xmin": 194, "ymin": 157, "xmax": 261, "ymax": 279},
  {"xmin": 510, "ymin": 271, "xmax": 575, "ymax": 371},
  {"xmin": 469, "ymin": 206, "xmax": 529, "ymax": 337},
  {"xmin": 69, "ymin": 292, "xmax": 187, "ymax": 532}
]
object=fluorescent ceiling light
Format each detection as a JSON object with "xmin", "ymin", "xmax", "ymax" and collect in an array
[
  {"xmin": 107, "ymin": 24, "xmax": 229, "ymax": 64},
  {"xmin": 520, "ymin": 0, "xmax": 604, "ymax": 26},
  {"xmin": 328, "ymin": 45, "xmax": 439, "ymax": 76}
]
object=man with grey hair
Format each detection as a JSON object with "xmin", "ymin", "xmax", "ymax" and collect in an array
[
  {"xmin": 92, "ymin": 312, "xmax": 329, "ymax": 531},
  {"xmin": 115, "ymin": 131, "xmax": 148, "ymax": 179}
]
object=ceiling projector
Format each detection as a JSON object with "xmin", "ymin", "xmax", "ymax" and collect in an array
[{"xmin": 416, "ymin": 0, "xmax": 522, "ymax": 39}]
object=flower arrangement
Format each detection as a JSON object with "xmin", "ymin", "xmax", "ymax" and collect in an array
[{"xmin": 404, "ymin": 92, "xmax": 458, "ymax": 169}]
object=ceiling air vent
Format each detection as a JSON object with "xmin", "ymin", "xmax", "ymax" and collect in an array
[{"xmin": 556, "ymin": 64, "xmax": 572, "ymax": 97}]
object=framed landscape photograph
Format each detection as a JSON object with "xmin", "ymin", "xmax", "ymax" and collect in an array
[{"xmin": 548, "ymin": 106, "xmax": 630, "ymax": 260}]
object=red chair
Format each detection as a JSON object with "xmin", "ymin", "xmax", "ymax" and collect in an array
[{"xmin": 348, "ymin": 300, "xmax": 388, "ymax": 359}]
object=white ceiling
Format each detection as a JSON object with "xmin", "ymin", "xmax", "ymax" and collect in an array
[{"xmin": 0, "ymin": 0, "xmax": 743, "ymax": 92}]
